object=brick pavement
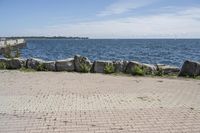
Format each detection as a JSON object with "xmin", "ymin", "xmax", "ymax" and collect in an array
[{"xmin": 0, "ymin": 71, "xmax": 200, "ymax": 133}]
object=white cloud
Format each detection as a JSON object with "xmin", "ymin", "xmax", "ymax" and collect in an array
[
  {"xmin": 178, "ymin": 7, "xmax": 200, "ymax": 20},
  {"xmin": 26, "ymin": 7, "xmax": 200, "ymax": 38},
  {"xmin": 97, "ymin": 0, "xmax": 156, "ymax": 16}
]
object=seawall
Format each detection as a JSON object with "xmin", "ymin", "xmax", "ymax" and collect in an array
[
  {"xmin": 0, "ymin": 39, "xmax": 26, "ymax": 52},
  {"xmin": 0, "ymin": 55, "xmax": 199, "ymax": 77}
]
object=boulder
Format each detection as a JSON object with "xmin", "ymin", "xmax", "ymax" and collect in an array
[
  {"xmin": 43, "ymin": 61, "xmax": 56, "ymax": 71},
  {"xmin": 0, "ymin": 58, "xmax": 25, "ymax": 69},
  {"xmin": 26, "ymin": 58, "xmax": 45, "ymax": 70},
  {"xmin": 125, "ymin": 61, "xmax": 157, "ymax": 74},
  {"xmin": 93, "ymin": 60, "xmax": 113, "ymax": 73},
  {"xmin": 55, "ymin": 58, "xmax": 74, "ymax": 71},
  {"xmin": 125, "ymin": 61, "xmax": 143, "ymax": 74},
  {"xmin": 142, "ymin": 63, "xmax": 157, "ymax": 74},
  {"xmin": 7, "ymin": 58, "xmax": 25, "ymax": 69},
  {"xmin": 156, "ymin": 64, "xmax": 180, "ymax": 75},
  {"xmin": 179, "ymin": 60, "xmax": 200, "ymax": 77},
  {"xmin": 113, "ymin": 60, "xmax": 128, "ymax": 73},
  {"xmin": 74, "ymin": 55, "xmax": 92, "ymax": 72},
  {"xmin": 18, "ymin": 58, "xmax": 27, "ymax": 68}
]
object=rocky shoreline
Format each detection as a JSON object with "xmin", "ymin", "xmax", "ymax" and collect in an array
[{"xmin": 0, "ymin": 55, "xmax": 200, "ymax": 77}]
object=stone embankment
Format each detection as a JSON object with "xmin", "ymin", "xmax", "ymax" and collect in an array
[
  {"xmin": 0, "ymin": 55, "xmax": 200, "ymax": 77},
  {"xmin": 0, "ymin": 39, "xmax": 26, "ymax": 52}
]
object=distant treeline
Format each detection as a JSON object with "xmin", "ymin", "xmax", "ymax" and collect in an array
[{"xmin": 2, "ymin": 36, "xmax": 89, "ymax": 40}]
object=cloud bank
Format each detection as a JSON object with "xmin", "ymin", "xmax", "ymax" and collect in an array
[
  {"xmin": 98, "ymin": 0, "xmax": 156, "ymax": 16},
  {"xmin": 25, "ymin": 7, "xmax": 200, "ymax": 38}
]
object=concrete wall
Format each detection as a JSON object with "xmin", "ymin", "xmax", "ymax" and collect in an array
[{"xmin": 0, "ymin": 39, "xmax": 25, "ymax": 48}]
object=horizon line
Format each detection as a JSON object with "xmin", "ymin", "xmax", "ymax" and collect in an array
[{"xmin": 1, "ymin": 36, "xmax": 200, "ymax": 40}]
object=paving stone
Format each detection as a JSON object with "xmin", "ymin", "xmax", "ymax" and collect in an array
[{"xmin": 0, "ymin": 71, "xmax": 200, "ymax": 132}]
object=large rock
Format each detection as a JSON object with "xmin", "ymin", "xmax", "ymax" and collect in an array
[
  {"xmin": 142, "ymin": 63, "xmax": 157, "ymax": 74},
  {"xmin": 18, "ymin": 58, "xmax": 27, "ymax": 68},
  {"xmin": 93, "ymin": 60, "xmax": 113, "ymax": 73},
  {"xmin": 74, "ymin": 55, "xmax": 92, "ymax": 72},
  {"xmin": 125, "ymin": 61, "xmax": 157, "ymax": 74},
  {"xmin": 113, "ymin": 60, "xmax": 128, "ymax": 73},
  {"xmin": 26, "ymin": 58, "xmax": 45, "ymax": 70},
  {"xmin": 26, "ymin": 58, "xmax": 56, "ymax": 71},
  {"xmin": 156, "ymin": 64, "xmax": 180, "ymax": 75},
  {"xmin": 43, "ymin": 61, "xmax": 56, "ymax": 71},
  {"xmin": 7, "ymin": 58, "xmax": 25, "ymax": 69},
  {"xmin": 55, "ymin": 58, "xmax": 74, "ymax": 71},
  {"xmin": 0, "ymin": 58, "xmax": 25, "ymax": 69},
  {"xmin": 179, "ymin": 60, "xmax": 200, "ymax": 77},
  {"xmin": 125, "ymin": 61, "xmax": 143, "ymax": 74}
]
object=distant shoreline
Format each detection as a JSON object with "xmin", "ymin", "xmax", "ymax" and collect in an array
[
  {"xmin": 1, "ymin": 36, "xmax": 89, "ymax": 40},
  {"xmin": 1, "ymin": 37, "xmax": 200, "ymax": 40}
]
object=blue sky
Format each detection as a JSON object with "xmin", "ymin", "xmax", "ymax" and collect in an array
[{"xmin": 0, "ymin": 0, "xmax": 200, "ymax": 38}]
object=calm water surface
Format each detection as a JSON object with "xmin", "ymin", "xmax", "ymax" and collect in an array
[{"xmin": 20, "ymin": 39, "xmax": 200, "ymax": 67}]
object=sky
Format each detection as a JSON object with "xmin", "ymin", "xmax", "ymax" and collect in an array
[{"xmin": 0, "ymin": 0, "xmax": 200, "ymax": 38}]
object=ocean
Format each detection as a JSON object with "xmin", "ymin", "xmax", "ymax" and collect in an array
[{"xmin": 18, "ymin": 39, "xmax": 200, "ymax": 67}]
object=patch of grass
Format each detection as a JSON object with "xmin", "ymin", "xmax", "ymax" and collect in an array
[
  {"xmin": 36, "ymin": 64, "xmax": 47, "ymax": 71},
  {"xmin": 104, "ymin": 64, "xmax": 115, "ymax": 74},
  {"xmin": 20, "ymin": 67, "xmax": 36, "ymax": 72},
  {"xmin": 77, "ymin": 57, "xmax": 91, "ymax": 73},
  {"xmin": 154, "ymin": 69, "xmax": 164, "ymax": 76},
  {"xmin": 80, "ymin": 64, "xmax": 91, "ymax": 73},
  {"xmin": 131, "ymin": 66, "xmax": 146, "ymax": 76},
  {"xmin": 0, "ymin": 62, "xmax": 7, "ymax": 69}
]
